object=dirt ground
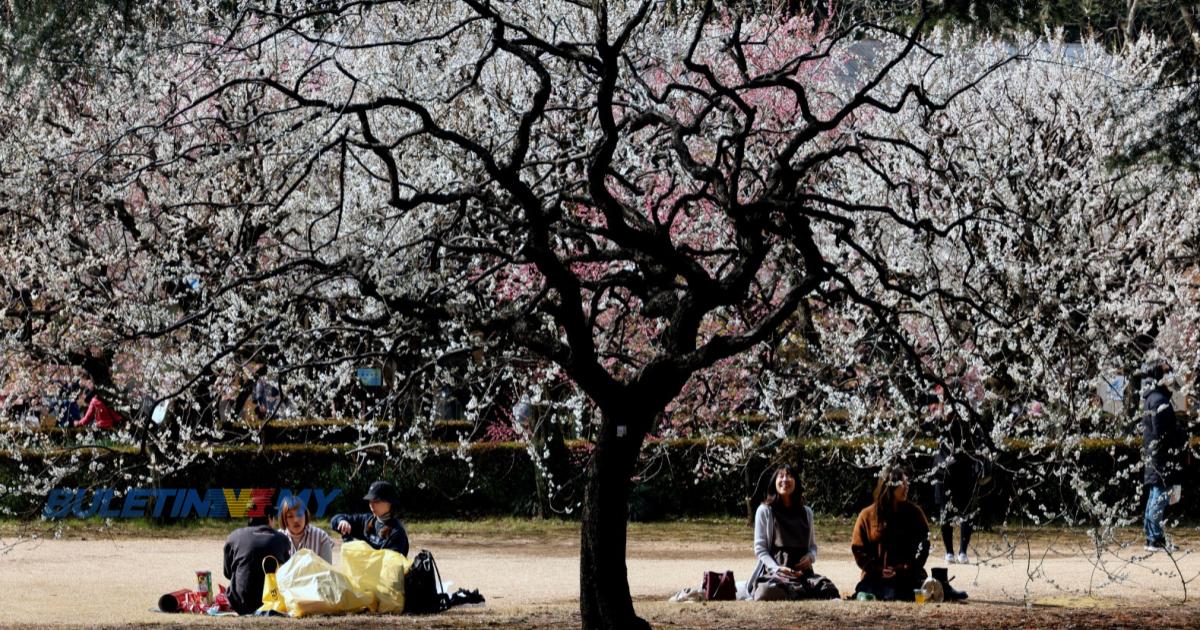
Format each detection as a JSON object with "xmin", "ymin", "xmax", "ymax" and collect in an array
[{"xmin": 3, "ymin": 526, "xmax": 1200, "ymax": 628}]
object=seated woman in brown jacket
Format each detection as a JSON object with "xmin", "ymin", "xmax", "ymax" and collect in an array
[{"xmin": 851, "ymin": 467, "xmax": 930, "ymax": 601}]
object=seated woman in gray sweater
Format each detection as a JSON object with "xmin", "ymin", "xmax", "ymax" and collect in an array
[
  {"xmin": 278, "ymin": 495, "xmax": 335, "ymax": 563},
  {"xmin": 747, "ymin": 464, "xmax": 840, "ymax": 600}
]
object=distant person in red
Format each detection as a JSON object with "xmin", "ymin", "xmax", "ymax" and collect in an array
[{"xmin": 74, "ymin": 390, "xmax": 121, "ymax": 429}]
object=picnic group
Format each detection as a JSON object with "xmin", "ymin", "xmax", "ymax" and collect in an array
[
  {"xmin": 679, "ymin": 359, "xmax": 1188, "ymax": 603},
  {"xmin": 171, "ymin": 361, "xmax": 1187, "ymax": 614},
  {"xmin": 179, "ymin": 479, "xmax": 480, "ymax": 616},
  {"xmin": 206, "ymin": 467, "xmax": 966, "ymax": 617}
]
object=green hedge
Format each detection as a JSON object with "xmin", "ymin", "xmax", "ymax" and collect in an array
[
  {"xmin": 0, "ymin": 437, "xmax": 1189, "ymax": 524},
  {"xmin": 0, "ymin": 418, "xmax": 481, "ymax": 446}
]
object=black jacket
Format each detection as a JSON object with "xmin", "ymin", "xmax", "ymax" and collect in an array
[
  {"xmin": 1142, "ymin": 386, "xmax": 1186, "ymax": 487},
  {"xmin": 330, "ymin": 512, "xmax": 409, "ymax": 556},
  {"xmin": 932, "ymin": 413, "xmax": 994, "ymax": 500},
  {"xmin": 222, "ymin": 524, "xmax": 291, "ymax": 615}
]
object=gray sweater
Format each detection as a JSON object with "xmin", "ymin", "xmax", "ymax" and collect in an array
[
  {"xmin": 746, "ymin": 503, "xmax": 818, "ymax": 595},
  {"xmin": 279, "ymin": 524, "xmax": 334, "ymax": 564}
]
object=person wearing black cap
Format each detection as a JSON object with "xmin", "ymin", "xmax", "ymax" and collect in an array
[
  {"xmin": 1138, "ymin": 360, "xmax": 1187, "ymax": 552},
  {"xmin": 330, "ymin": 480, "xmax": 410, "ymax": 555},
  {"xmin": 222, "ymin": 505, "xmax": 291, "ymax": 615}
]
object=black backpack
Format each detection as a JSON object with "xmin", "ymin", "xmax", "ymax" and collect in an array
[{"xmin": 405, "ymin": 549, "xmax": 449, "ymax": 614}]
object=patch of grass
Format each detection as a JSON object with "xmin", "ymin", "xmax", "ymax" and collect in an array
[
  {"xmin": 0, "ymin": 515, "xmax": 816, "ymax": 543},
  {"xmin": 0, "ymin": 517, "xmax": 337, "ymax": 540},
  {"xmin": 4, "ymin": 514, "xmax": 1199, "ymax": 552},
  {"xmin": 632, "ymin": 515, "xmax": 856, "ymax": 544},
  {"xmin": 406, "ymin": 517, "xmax": 580, "ymax": 542}
]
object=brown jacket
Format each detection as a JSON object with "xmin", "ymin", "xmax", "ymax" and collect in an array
[{"xmin": 850, "ymin": 501, "xmax": 930, "ymax": 580}]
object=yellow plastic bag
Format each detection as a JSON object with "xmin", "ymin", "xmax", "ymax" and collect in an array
[
  {"xmin": 340, "ymin": 540, "xmax": 411, "ymax": 613},
  {"xmin": 257, "ymin": 555, "xmax": 289, "ymax": 615},
  {"xmin": 275, "ymin": 549, "xmax": 375, "ymax": 617}
]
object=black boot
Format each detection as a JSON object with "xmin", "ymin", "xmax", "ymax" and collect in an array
[{"xmin": 931, "ymin": 567, "xmax": 968, "ymax": 601}]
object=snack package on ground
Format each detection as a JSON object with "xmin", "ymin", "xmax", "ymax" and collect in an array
[
  {"xmin": 214, "ymin": 585, "xmax": 232, "ymax": 612},
  {"xmin": 340, "ymin": 540, "xmax": 411, "ymax": 613},
  {"xmin": 276, "ymin": 549, "xmax": 376, "ymax": 617}
]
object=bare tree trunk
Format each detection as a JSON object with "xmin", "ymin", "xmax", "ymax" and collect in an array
[
  {"xmin": 579, "ymin": 411, "xmax": 651, "ymax": 630},
  {"xmin": 1125, "ymin": 0, "xmax": 1142, "ymax": 44}
]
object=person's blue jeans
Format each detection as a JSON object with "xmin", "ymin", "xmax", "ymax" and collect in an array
[{"xmin": 1144, "ymin": 483, "xmax": 1171, "ymax": 545}]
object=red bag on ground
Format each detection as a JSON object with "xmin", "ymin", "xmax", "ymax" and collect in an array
[
  {"xmin": 157, "ymin": 589, "xmax": 207, "ymax": 613},
  {"xmin": 703, "ymin": 570, "xmax": 736, "ymax": 601},
  {"xmin": 157, "ymin": 590, "xmax": 191, "ymax": 613},
  {"xmin": 158, "ymin": 585, "xmax": 231, "ymax": 614}
]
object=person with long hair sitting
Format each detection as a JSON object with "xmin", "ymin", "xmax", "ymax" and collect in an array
[
  {"xmin": 850, "ymin": 466, "xmax": 930, "ymax": 601},
  {"xmin": 747, "ymin": 464, "xmax": 840, "ymax": 600}
]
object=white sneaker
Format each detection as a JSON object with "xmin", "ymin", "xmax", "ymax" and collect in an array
[
  {"xmin": 956, "ymin": 552, "xmax": 970, "ymax": 564},
  {"xmin": 944, "ymin": 553, "xmax": 956, "ymax": 564}
]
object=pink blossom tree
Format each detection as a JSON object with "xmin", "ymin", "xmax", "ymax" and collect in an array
[
  {"xmin": 0, "ymin": 3, "xmax": 951, "ymax": 624},
  {"xmin": 9, "ymin": 0, "xmax": 1199, "ymax": 624}
]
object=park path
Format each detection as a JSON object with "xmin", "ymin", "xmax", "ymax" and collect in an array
[{"xmin": 0, "ymin": 530, "xmax": 1195, "ymax": 624}]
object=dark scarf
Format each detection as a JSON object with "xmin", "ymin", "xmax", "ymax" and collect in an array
[
  {"xmin": 771, "ymin": 502, "xmax": 810, "ymax": 567},
  {"xmin": 366, "ymin": 514, "xmax": 398, "ymax": 539}
]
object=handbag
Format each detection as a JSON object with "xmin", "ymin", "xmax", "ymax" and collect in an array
[
  {"xmin": 797, "ymin": 573, "xmax": 841, "ymax": 599},
  {"xmin": 702, "ymin": 570, "xmax": 736, "ymax": 601},
  {"xmin": 257, "ymin": 555, "xmax": 289, "ymax": 615}
]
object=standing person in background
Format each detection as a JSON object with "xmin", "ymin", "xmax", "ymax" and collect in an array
[
  {"xmin": 253, "ymin": 377, "xmax": 282, "ymax": 420},
  {"xmin": 1139, "ymin": 360, "xmax": 1188, "ymax": 553},
  {"xmin": 929, "ymin": 387, "xmax": 992, "ymax": 565},
  {"xmin": 53, "ymin": 378, "xmax": 82, "ymax": 427},
  {"xmin": 331, "ymin": 480, "xmax": 410, "ymax": 556},
  {"xmin": 278, "ymin": 495, "xmax": 335, "ymax": 563},
  {"xmin": 74, "ymin": 387, "xmax": 121, "ymax": 430},
  {"xmin": 223, "ymin": 506, "xmax": 291, "ymax": 615}
]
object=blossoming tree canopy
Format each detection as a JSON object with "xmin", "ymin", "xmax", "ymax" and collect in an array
[
  {"xmin": 782, "ymin": 31, "xmax": 1199, "ymax": 522},
  {"xmin": 2, "ymin": 1, "xmax": 1199, "ymax": 627}
]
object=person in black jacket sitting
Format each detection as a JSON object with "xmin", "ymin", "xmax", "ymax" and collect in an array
[
  {"xmin": 331, "ymin": 480, "xmax": 410, "ymax": 556},
  {"xmin": 1139, "ymin": 360, "xmax": 1188, "ymax": 553},
  {"xmin": 223, "ymin": 505, "xmax": 291, "ymax": 615}
]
